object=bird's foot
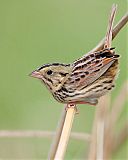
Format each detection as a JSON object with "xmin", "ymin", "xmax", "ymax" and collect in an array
[{"xmin": 65, "ymin": 103, "xmax": 79, "ymax": 114}]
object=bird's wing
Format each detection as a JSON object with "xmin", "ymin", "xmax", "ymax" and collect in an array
[{"xmin": 70, "ymin": 48, "xmax": 119, "ymax": 88}]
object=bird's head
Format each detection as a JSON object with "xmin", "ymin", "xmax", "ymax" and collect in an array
[{"xmin": 30, "ymin": 63, "xmax": 71, "ymax": 91}]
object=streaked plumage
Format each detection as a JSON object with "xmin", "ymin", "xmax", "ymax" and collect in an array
[{"xmin": 30, "ymin": 5, "xmax": 119, "ymax": 106}]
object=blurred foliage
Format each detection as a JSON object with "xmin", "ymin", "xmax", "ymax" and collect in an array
[{"xmin": 0, "ymin": 0, "xmax": 127, "ymax": 159}]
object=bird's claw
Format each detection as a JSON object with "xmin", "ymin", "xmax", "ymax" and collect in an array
[{"xmin": 65, "ymin": 103, "xmax": 79, "ymax": 114}]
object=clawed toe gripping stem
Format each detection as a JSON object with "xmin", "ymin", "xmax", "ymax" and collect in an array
[{"xmin": 65, "ymin": 103, "xmax": 79, "ymax": 114}]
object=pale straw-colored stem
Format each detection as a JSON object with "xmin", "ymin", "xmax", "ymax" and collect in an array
[
  {"xmin": 87, "ymin": 110, "xmax": 97, "ymax": 160},
  {"xmin": 88, "ymin": 12, "xmax": 128, "ymax": 53},
  {"xmin": 113, "ymin": 123, "xmax": 128, "ymax": 152},
  {"xmin": 48, "ymin": 107, "xmax": 66, "ymax": 160},
  {"xmin": 0, "ymin": 130, "xmax": 90, "ymax": 141},
  {"xmin": 96, "ymin": 119, "xmax": 105, "ymax": 159},
  {"xmin": 88, "ymin": 95, "xmax": 110, "ymax": 160},
  {"xmin": 110, "ymin": 81, "xmax": 128, "ymax": 127},
  {"xmin": 97, "ymin": 95, "xmax": 111, "ymax": 160},
  {"xmin": 95, "ymin": 94, "xmax": 110, "ymax": 160},
  {"xmin": 48, "ymin": 105, "xmax": 76, "ymax": 160},
  {"xmin": 103, "ymin": 81, "xmax": 128, "ymax": 158},
  {"xmin": 54, "ymin": 105, "xmax": 76, "ymax": 160}
]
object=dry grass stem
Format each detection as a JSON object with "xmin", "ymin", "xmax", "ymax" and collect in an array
[
  {"xmin": 112, "ymin": 12, "xmax": 128, "ymax": 40},
  {"xmin": 87, "ymin": 108, "xmax": 98, "ymax": 160},
  {"xmin": 54, "ymin": 105, "xmax": 76, "ymax": 159},
  {"xmin": 88, "ymin": 12, "xmax": 128, "ymax": 53},
  {"xmin": 88, "ymin": 95, "xmax": 110, "ymax": 160},
  {"xmin": 48, "ymin": 107, "xmax": 66, "ymax": 159},
  {"xmin": 0, "ymin": 130, "xmax": 54, "ymax": 138},
  {"xmin": 88, "ymin": 95, "xmax": 111, "ymax": 160},
  {"xmin": 0, "ymin": 130, "xmax": 90, "ymax": 141},
  {"xmin": 97, "ymin": 95, "xmax": 111, "ymax": 160},
  {"xmin": 113, "ymin": 123, "xmax": 128, "ymax": 152},
  {"xmin": 71, "ymin": 132, "xmax": 91, "ymax": 141},
  {"xmin": 110, "ymin": 81, "xmax": 128, "ymax": 127},
  {"xmin": 103, "ymin": 81, "xmax": 128, "ymax": 158}
]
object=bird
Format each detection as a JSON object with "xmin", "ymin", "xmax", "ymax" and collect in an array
[{"xmin": 30, "ymin": 5, "xmax": 119, "ymax": 107}]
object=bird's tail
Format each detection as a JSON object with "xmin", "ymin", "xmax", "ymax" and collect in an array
[{"xmin": 104, "ymin": 4, "xmax": 117, "ymax": 49}]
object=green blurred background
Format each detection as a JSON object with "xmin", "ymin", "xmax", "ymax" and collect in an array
[{"xmin": 0, "ymin": 0, "xmax": 127, "ymax": 159}]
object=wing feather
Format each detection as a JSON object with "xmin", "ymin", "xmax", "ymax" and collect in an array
[{"xmin": 69, "ymin": 49, "xmax": 119, "ymax": 88}]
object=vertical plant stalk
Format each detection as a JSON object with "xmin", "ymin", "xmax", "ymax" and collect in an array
[
  {"xmin": 48, "ymin": 105, "xmax": 76, "ymax": 159},
  {"xmin": 48, "ymin": 107, "xmax": 66, "ymax": 159},
  {"xmin": 88, "ymin": 12, "xmax": 128, "ymax": 54},
  {"xmin": 104, "ymin": 81, "xmax": 128, "ymax": 158},
  {"xmin": 88, "ymin": 95, "xmax": 110, "ymax": 160},
  {"xmin": 109, "ymin": 81, "xmax": 127, "ymax": 126},
  {"xmin": 96, "ymin": 95, "xmax": 111, "ymax": 160},
  {"xmin": 113, "ymin": 123, "xmax": 128, "ymax": 152},
  {"xmin": 54, "ymin": 106, "xmax": 76, "ymax": 159}
]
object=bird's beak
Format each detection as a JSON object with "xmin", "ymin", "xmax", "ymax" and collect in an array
[{"xmin": 29, "ymin": 70, "xmax": 43, "ymax": 79}]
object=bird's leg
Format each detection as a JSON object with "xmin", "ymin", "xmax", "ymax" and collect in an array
[
  {"xmin": 65, "ymin": 103, "xmax": 79, "ymax": 114},
  {"xmin": 76, "ymin": 100, "xmax": 98, "ymax": 106}
]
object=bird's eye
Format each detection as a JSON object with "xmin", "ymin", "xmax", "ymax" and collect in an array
[{"xmin": 47, "ymin": 70, "xmax": 53, "ymax": 75}]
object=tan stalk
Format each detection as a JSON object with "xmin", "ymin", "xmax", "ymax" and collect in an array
[
  {"xmin": 103, "ymin": 81, "xmax": 128, "ymax": 158},
  {"xmin": 48, "ymin": 107, "xmax": 66, "ymax": 159},
  {"xmin": 88, "ymin": 95, "xmax": 110, "ymax": 160},
  {"xmin": 97, "ymin": 95, "xmax": 111, "ymax": 160},
  {"xmin": 0, "ymin": 130, "xmax": 90, "ymax": 141},
  {"xmin": 54, "ymin": 105, "xmax": 76, "ymax": 159},
  {"xmin": 113, "ymin": 123, "xmax": 128, "ymax": 152},
  {"xmin": 110, "ymin": 81, "xmax": 128, "ymax": 127},
  {"xmin": 88, "ymin": 12, "xmax": 128, "ymax": 54}
]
